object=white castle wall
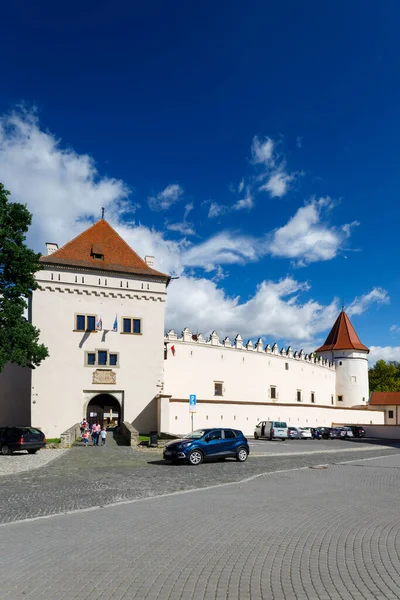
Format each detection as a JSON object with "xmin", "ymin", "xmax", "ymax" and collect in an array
[
  {"xmin": 30, "ymin": 266, "xmax": 167, "ymax": 437},
  {"xmin": 158, "ymin": 395, "xmax": 383, "ymax": 437},
  {"xmin": 161, "ymin": 328, "xmax": 383, "ymax": 436}
]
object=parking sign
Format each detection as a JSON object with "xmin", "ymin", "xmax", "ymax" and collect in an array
[{"xmin": 189, "ymin": 394, "xmax": 197, "ymax": 413}]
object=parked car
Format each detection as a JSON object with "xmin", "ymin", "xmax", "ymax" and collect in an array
[
  {"xmin": 254, "ymin": 421, "xmax": 288, "ymax": 441},
  {"xmin": 287, "ymin": 427, "xmax": 300, "ymax": 439},
  {"xmin": 163, "ymin": 428, "xmax": 250, "ymax": 465},
  {"xmin": 0, "ymin": 427, "xmax": 46, "ymax": 455},
  {"xmin": 348, "ymin": 425, "xmax": 365, "ymax": 438},
  {"xmin": 298, "ymin": 427, "xmax": 313, "ymax": 439},
  {"xmin": 330, "ymin": 427, "xmax": 345, "ymax": 439},
  {"xmin": 313, "ymin": 427, "xmax": 331, "ymax": 439},
  {"xmin": 339, "ymin": 426, "xmax": 354, "ymax": 438}
]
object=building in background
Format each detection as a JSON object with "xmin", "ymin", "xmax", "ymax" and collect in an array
[{"xmin": 0, "ymin": 220, "xmax": 384, "ymax": 437}]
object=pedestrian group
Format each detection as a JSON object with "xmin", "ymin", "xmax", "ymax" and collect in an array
[{"xmin": 80, "ymin": 419, "xmax": 107, "ymax": 447}]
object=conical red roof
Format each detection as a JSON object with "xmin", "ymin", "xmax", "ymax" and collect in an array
[
  {"xmin": 40, "ymin": 219, "xmax": 169, "ymax": 280},
  {"xmin": 315, "ymin": 311, "xmax": 369, "ymax": 353}
]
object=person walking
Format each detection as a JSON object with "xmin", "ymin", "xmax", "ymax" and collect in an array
[
  {"xmin": 82, "ymin": 430, "xmax": 89, "ymax": 447},
  {"xmin": 91, "ymin": 422, "xmax": 98, "ymax": 446},
  {"xmin": 100, "ymin": 428, "xmax": 107, "ymax": 446}
]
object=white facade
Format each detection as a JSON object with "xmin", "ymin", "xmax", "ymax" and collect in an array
[
  {"xmin": 0, "ymin": 223, "xmax": 385, "ymax": 437},
  {"xmin": 317, "ymin": 348, "xmax": 369, "ymax": 407},
  {"xmin": 161, "ymin": 329, "xmax": 383, "ymax": 436},
  {"xmin": 29, "ymin": 266, "xmax": 167, "ymax": 438}
]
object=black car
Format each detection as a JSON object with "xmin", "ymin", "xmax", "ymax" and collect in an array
[
  {"xmin": 349, "ymin": 425, "xmax": 365, "ymax": 438},
  {"xmin": 163, "ymin": 428, "xmax": 250, "ymax": 465},
  {"xmin": 315, "ymin": 427, "xmax": 332, "ymax": 440},
  {"xmin": 0, "ymin": 427, "xmax": 46, "ymax": 455}
]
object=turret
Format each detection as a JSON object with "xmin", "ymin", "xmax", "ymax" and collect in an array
[{"xmin": 315, "ymin": 311, "xmax": 369, "ymax": 407}]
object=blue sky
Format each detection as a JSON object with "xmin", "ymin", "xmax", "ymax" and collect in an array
[{"xmin": 1, "ymin": 0, "xmax": 399, "ymax": 361}]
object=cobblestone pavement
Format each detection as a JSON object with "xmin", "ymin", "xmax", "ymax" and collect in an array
[
  {"xmin": 0, "ymin": 448, "xmax": 67, "ymax": 476},
  {"xmin": 2, "ymin": 452, "xmax": 400, "ymax": 599},
  {"xmin": 0, "ymin": 431, "xmax": 399, "ymax": 524}
]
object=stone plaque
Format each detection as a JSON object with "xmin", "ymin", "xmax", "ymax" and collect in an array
[{"xmin": 92, "ymin": 369, "xmax": 116, "ymax": 385}]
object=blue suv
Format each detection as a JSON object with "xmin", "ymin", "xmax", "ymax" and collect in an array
[{"xmin": 163, "ymin": 428, "xmax": 250, "ymax": 465}]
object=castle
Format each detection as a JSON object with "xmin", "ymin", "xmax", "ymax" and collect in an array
[{"xmin": 0, "ymin": 219, "xmax": 384, "ymax": 437}]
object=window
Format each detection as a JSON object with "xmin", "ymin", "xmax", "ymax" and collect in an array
[
  {"xmin": 122, "ymin": 318, "xmax": 142, "ymax": 335},
  {"xmin": 285, "ymin": 362, "xmax": 289, "ymax": 370},
  {"xmin": 297, "ymin": 390, "xmax": 302, "ymax": 402},
  {"xmin": 339, "ymin": 361, "xmax": 342, "ymax": 366},
  {"xmin": 75, "ymin": 314, "xmax": 96, "ymax": 332},
  {"xmin": 351, "ymin": 376, "xmax": 356, "ymax": 383},
  {"xmin": 214, "ymin": 382, "xmax": 223, "ymax": 396},
  {"xmin": 209, "ymin": 430, "xmax": 222, "ymax": 440},
  {"xmin": 388, "ymin": 410, "xmax": 394, "ymax": 419},
  {"xmin": 270, "ymin": 386, "xmax": 277, "ymax": 399},
  {"xmin": 224, "ymin": 430, "xmax": 237, "ymax": 439},
  {"xmin": 311, "ymin": 392, "xmax": 315, "ymax": 403},
  {"xmin": 338, "ymin": 395, "xmax": 343, "ymax": 402},
  {"xmin": 98, "ymin": 351, "xmax": 107, "ymax": 366},
  {"xmin": 85, "ymin": 350, "xmax": 119, "ymax": 367},
  {"xmin": 331, "ymin": 395, "xmax": 334, "ymax": 405}
]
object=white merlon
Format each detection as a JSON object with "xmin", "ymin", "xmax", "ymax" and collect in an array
[{"xmin": 144, "ymin": 255, "xmax": 155, "ymax": 268}]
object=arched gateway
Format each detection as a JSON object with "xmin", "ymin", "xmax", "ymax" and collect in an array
[{"xmin": 86, "ymin": 394, "xmax": 121, "ymax": 428}]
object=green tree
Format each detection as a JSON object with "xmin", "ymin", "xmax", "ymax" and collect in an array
[
  {"xmin": 0, "ymin": 183, "xmax": 48, "ymax": 371},
  {"xmin": 368, "ymin": 360, "xmax": 400, "ymax": 392}
]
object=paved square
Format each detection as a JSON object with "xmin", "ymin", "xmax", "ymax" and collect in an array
[{"xmin": 1, "ymin": 451, "xmax": 400, "ymax": 599}]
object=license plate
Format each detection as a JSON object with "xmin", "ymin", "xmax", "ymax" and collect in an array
[{"xmin": 164, "ymin": 451, "xmax": 171, "ymax": 456}]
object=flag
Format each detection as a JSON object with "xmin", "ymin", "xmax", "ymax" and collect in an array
[
  {"xmin": 171, "ymin": 345, "xmax": 175, "ymax": 356},
  {"xmin": 112, "ymin": 315, "xmax": 118, "ymax": 332},
  {"xmin": 96, "ymin": 315, "xmax": 102, "ymax": 331}
]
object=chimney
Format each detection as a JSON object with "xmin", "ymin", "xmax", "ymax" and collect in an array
[
  {"xmin": 144, "ymin": 255, "xmax": 155, "ymax": 268},
  {"xmin": 46, "ymin": 243, "xmax": 59, "ymax": 256}
]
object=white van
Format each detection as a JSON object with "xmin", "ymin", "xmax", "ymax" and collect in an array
[{"xmin": 254, "ymin": 421, "xmax": 288, "ymax": 441}]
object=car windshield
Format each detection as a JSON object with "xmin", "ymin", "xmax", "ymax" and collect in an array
[{"xmin": 183, "ymin": 429, "xmax": 207, "ymax": 439}]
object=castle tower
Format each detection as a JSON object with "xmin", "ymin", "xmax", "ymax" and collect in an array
[{"xmin": 315, "ymin": 311, "xmax": 369, "ymax": 407}]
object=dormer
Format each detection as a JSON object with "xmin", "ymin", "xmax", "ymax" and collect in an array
[{"xmin": 91, "ymin": 243, "xmax": 104, "ymax": 261}]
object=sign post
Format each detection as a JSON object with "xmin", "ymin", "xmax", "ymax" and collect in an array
[{"xmin": 189, "ymin": 394, "xmax": 197, "ymax": 432}]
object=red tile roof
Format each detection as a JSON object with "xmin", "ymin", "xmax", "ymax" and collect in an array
[
  {"xmin": 315, "ymin": 310, "xmax": 369, "ymax": 353},
  {"xmin": 369, "ymin": 392, "xmax": 400, "ymax": 406},
  {"xmin": 40, "ymin": 219, "xmax": 169, "ymax": 280}
]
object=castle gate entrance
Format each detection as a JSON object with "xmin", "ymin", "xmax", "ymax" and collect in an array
[{"xmin": 86, "ymin": 394, "xmax": 121, "ymax": 428}]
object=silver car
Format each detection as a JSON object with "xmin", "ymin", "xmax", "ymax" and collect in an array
[
  {"xmin": 254, "ymin": 421, "xmax": 288, "ymax": 441},
  {"xmin": 298, "ymin": 427, "xmax": 313, "ymax": 439}
]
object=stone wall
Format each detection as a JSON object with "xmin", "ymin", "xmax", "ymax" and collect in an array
[
  {"xmin": 120, "ymin": 421, "xmax": 139, "ymax": 447},
  {"xmin": 60, "ymin": 423, "xmax": 81, "ymax": 447}
]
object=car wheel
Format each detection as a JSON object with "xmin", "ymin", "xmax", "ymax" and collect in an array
[
  {"xmin": 27, "ymin": 449, "xmax": 38, "ymax": 454},
  {"xmin": 1, "ymin": 444, "xmax": 12, "ymax": 456},
  {"xmin": 281, "ymin": 438, "xmax": 286, "ymax": 442},
  {"xmin": 254, "ymin": 432, "xmax": 259, "ymax": 440},
  {"xmin": 188, "ymin": 449, "xmax": 203, "ymax": 465},
  {"xmin": 236, "ymin": 447, "xmax": 248, "ymax": 462}
]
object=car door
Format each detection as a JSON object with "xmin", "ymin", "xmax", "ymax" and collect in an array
[
  {"xmin": 222, "ymin": 429, "xmax": 239, "ymax": 456},
  {"xmin": 203, "ymin": 430, "xmax": 224, "ymax": 457}
]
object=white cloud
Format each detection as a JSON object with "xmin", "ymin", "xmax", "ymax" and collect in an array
[
  {"xmin": 238, "ymin": 179, "xmax": 245, "ymax": 193},
  {"xmin": 148, "ymin": 183, "xmax": 183, "ymax": 211},
  {"xmin": 208, "ymin": 201, "xmax": 227, "ymax": 218},
  {"xmin": 390, "ymin": 325, "xmax": 400, "ymax": 333},
  {"xmin": 166, "ymin": 203, "xmax": 195, "ymax": 236},
  {"xmin": 260, "ymin": 171, "xmax": 295, "ymax": 198},
  {"xmin": 269, "ymin": 197, "xmax": 358, "ymax": 266},
  {"xmin": 0, "ymin": 109, "xmax": 129, "ymax": 249},
  {"xmin": 251, "ymin": 136, "xmax": 275, "ymax": 167},
  {"xmin": 232, "ymin": 189, "xmax": 254, "ymax": 211},
  {"xmin": 251, "ymin": 135, "xmax": 296, "ymax": 199},
  {"xmin": 369, "ymin": 346, "xmax": 400, "ymax": 365},
  {"xmin": 346, "ymin": 288, "xmax": 389, "ymax": 316},
  {"xmin": 182, "ymin": 231, "xmax": 264, "ymax": 270}
]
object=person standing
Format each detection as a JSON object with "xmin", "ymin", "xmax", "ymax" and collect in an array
[
  {"xmin": 91, "ymin": 422, "xmax": 98, "ymax": 446},
  {"xmin": 96, "ymin": 423, "xmax": 101, "ymax": 445},
  {"xmin": 100, "ymin": 428, "xmax": 107, "ymax": 446}
]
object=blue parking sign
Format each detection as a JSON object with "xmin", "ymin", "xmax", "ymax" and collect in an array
[{"xmin": 189, "ymin": 394, "xmax": 197, "ymax": 413}]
